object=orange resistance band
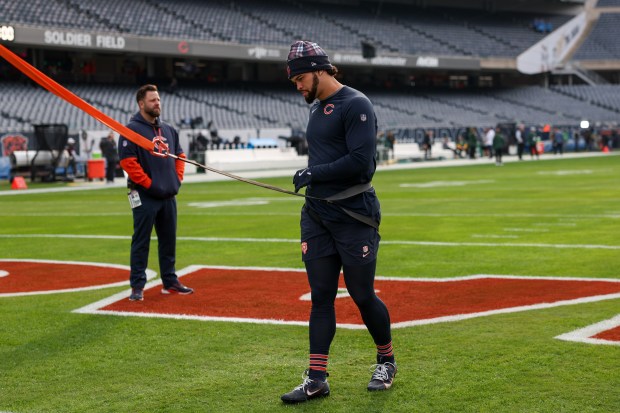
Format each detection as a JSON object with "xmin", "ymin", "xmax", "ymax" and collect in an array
[
  {"xmin": 0, "ymin": 44, "xmax": 376, "ymax": 227},
  {"xmin": 0, "ymin": 44, "xmax": 154, "ymax": 153}
]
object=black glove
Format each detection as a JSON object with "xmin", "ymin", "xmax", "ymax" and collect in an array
[{"xmin": 293, "ymin": 167, "xmax": 313, "ymax": 193}]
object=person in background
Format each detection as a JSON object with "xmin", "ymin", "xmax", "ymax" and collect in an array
[
  {"xmin": 385, "ymin": 131, "xmax": 395, "ymax": 160},
  {"xmin": 466, "ymin": 127, "xmax": 478, "ymax": 159},
  {"xmin": 455, "ymin": 134, "xmax": 467, "ymax": 158},
  {"xmin": 484, "ymin": 127, "xmax": 495, "ymax": 159},
  {"xmin": 515, "ymin": 124, "xmax": 525, "ymax": 160},
  {"xmin": 81, "ymin": 129, "xmax": 95, "ymax": 160},
  {"xmin": 528, "ymin": 126, "xmax": 540, "ymax": 160},
  {"xmin": 118, "ymin": 84, "xmax": 193, "ymax": 302},
  {"xmin": 573, "ymin": 131, "xmax": 581, "ymax": 152},
  {"xmin": 542, "ymin": 124, "xmax": 551, "ymax": 143},
  {"xmin": 582, "ymin": 127, "xmax": 593, "ymax": 151},
  {"xmin": 552, "ymin": 127, "xmax": 564, "ymax": 155},
  {"xmin": 493, "ymin": 126, "xmax": 505, "ymax": 166},
  {"xmin": 64, "ymin": 137, "xmax": 77, "ymax": 180},
  {"xmin": 100, "ymin": 131, "xmax": 119, "ymax": 183},
  {"xmin": 423, "ymin": 129, "xmax": 433, "ymax": 160},
  {"xmin": 207, "ymin": 120, "xmax": 222, "ymax": 150},
  {"xmin": 442, "ymin": 135, "xmax": 459, "ymax": 159}
]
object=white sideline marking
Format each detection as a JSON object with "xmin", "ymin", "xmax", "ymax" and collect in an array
[
  {"xmin": 399, "ymin": 179, "xmax": 494, "ymax": 188},
  {"xmin": 188, "ymin": 200, "xmax": 269, "ymax": 208},
  {"xmin": 0, "ymin": 259, "xmax": 156, "ymax": 297},
  {"xmin": 533, "ymin": 223, "xmax": 577, "ymax": 227},
  {"xmin": 0, "ymin": 211, "xmax": 301, "ymax": 217},
  {"xmin": 188, "ymin": 197, "xmax": 301, "ymax": 209},
  {"xmin": 1, "ymin": 234, "xmax": 619, "ymax": 250},
  {"xmin": 0, "ymin": 212, "xmax": 618, "ymax": 219},
  {"xmin": 537, "ymin": 170, "xmax": 593, "ymax": 176},
  {"xmin": 555, "ymin": 314, "xmax": 620, "ymax": 346},
  {"xmin": 504, "ymin": 228, "xmax": 549, "ymax": 233},
  {"xmin": 0, "ymin": 212, "xmax": 128, "ymax": 217},
  {"xmin": 471, "ymin": 234, "xmax": 519, "ymax": 239},
  {"xmin": 381, "ymin": 213, "xmax": 620, "ymax": 219},
  {"xmin": 73, "ymin": 266, "xmax": 620, "ymax": 331},
  {"xmin": 0, "ymin": 234, "xmax": 132, "ymax": 240}
]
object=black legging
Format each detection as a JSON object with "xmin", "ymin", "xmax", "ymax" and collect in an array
[{"xmin": 305, "ymin": 254, "xmax": 392, "ymax": 355}]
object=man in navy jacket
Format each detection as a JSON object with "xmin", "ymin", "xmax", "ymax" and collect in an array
[{"xmin": 118, "ymin": 84, "xmax": 193, "ymax": 301}]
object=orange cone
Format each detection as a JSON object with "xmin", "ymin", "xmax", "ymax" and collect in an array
[{"xmin": 11, "ymin": 176, "xmax": 28, "ymax": 190}]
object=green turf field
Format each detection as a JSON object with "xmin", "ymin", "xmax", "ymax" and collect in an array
[{"xmin": 0, "ymin": 155, "xmax": 618, "ymax": 412}]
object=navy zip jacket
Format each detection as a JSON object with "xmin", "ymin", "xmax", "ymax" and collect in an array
[{"xmin": 118, "ymin": 112, "xmax": 184, "ymax": 199}]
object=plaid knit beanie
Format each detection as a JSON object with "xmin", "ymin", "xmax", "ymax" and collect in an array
[{"xmin": 286, "ymin": 41, "xmax": 333, "ymax": 79}]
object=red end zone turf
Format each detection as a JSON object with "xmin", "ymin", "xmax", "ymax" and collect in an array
[
  {"xmin": 593, "ymin": 326, "xmax": 620, "ymax": 341},
  {"xmin": 3, "ymin": 261, "xmax": 618, "ymax": 343},
  {"xmin": 99, "ymin": 267, "xmax": 620, "ymax": 328},
  {"xmin": 0, "ymin": 260, "xmax": 129, "ymax": 294}
]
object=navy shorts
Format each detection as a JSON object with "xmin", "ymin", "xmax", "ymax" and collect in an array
[{"xmin": 300, "ymin": 206, "xmax": 380, "ymax": 266}]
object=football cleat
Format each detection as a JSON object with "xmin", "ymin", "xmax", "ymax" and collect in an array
[
  {"xmin": 281, "ymin": 370, "xmax": 330, "ymax": 404},
  {"xmin": 367, "ymin": 362, "xmax": 397, "ymax": 391}
]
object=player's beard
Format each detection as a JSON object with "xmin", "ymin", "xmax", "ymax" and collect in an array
[
  {"xmin": 145, "ymin": 107, "xmax": 161, "ymax": 119},
  {"xmin": 304, "ymin": 72, "xmax": 320, "ymax": 104}
]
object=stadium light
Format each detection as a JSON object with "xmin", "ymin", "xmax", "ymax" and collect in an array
[{"xmin": 580, "ymin": 120, "xmax": 590, "ymax": 129}]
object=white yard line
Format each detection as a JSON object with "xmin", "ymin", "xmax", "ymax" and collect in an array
[
  {"xmin": 0, "ymin": 234, "xmax": 619, "ymax": 250},
  {"xmin": 471, "ymin": 234, "xmax": 520, "ymax": 239},
  {"xmin": 0, "ymin": 211, "xmax": 618, "ymax": 219},
  {"xmin": 503, "ymin": 228, "xmax": 550, "ymax": 232}
]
